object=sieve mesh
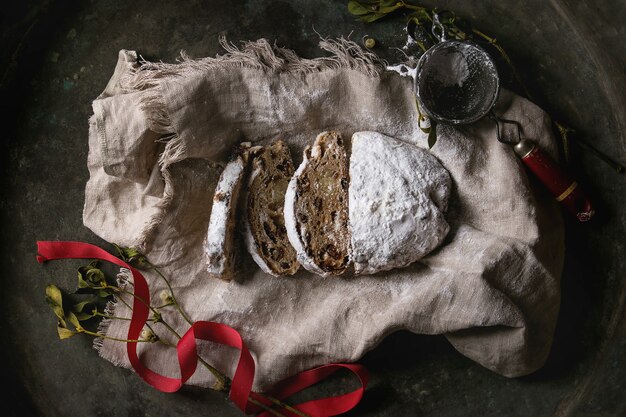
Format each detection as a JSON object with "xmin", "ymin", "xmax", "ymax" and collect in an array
[{"xmin": 416, "ymin": 41, "xmax": 499, "ymax": 125}]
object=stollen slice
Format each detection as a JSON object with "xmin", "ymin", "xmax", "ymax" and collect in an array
[
  {"xmin": 349, "ymin": 131, "xmax": 451, "ymax": 275},
  {"xmin": 284, "ymin": 131, "xmax": 351, "ymax": 277},
  {"xmin": 243, "ymin": 140, "xmax": 300, "ymax": 276},
  {"xmin": 205, "ymin": 143, "xmax": 254, "ymax": 281}
]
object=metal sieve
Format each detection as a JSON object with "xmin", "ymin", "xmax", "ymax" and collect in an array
[
  {"xmin": 415, "ymin": 39, "xmax": 499, "ymax": 125},
  {"xmin": 411, "ymin": 14, "xmax": 595, "ymax": 221}
]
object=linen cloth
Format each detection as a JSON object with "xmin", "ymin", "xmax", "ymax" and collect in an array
[{"xmin": 85, "ymin": 38, "xmax": 564, "ymax": 390}]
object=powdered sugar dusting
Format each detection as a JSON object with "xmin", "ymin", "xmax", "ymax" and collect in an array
[
  {"xmin": 205, "ymin": 154, "xmax": 246, "ymax": 279},
  {"xmin": 349, "ymin": 131, "xmax": 451, "ymax": 274}
]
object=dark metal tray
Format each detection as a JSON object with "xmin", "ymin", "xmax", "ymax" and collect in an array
[{"xmin": 2, "ymin": 1, "xmax": 625, "ymax": 416}]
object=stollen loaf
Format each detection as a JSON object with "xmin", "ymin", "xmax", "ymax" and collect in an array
[
  {"xmin": 285, "ymin": 130, "xmax": 451, "ymax": 276},
  {"xmin": 349, "ymin": 131, "xmax": 451, "ymax": 274},
  {"xmin": 243, "ymin": 140, "xmax": 300, "ymax": 276},
  {"xmin": 205, "ymin": 144, "xmax": 253, "ymax": 280},
  {"xmin": 284, "ymin": 131, "xmax": 351, "ymax": 277}
]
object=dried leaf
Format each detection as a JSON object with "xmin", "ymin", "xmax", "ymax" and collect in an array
[
  {"xmin": 72, "ymin": 300, "xmax": 92, "ymax": 312},
  {"xmin": 349, "ymin": 0, "xmax": 404, "ymax": 22},
  {"xmin": 77, "ymin": 261, "xmax": 105, "ymax": 289},
  {"xmin": 57, "ymin": 325, "xmax": 78, "ymax": 340},
  {"xmin": 66, "ymin": 312, "xmax": 82, "ymax": 331},
  {"xmin": 45, "ymin": 285, "xmax": 66, "ymax": 324},
  {"xmin": 377, "ymin": 4, "xmax": 403, "ymax": 14},
  {"xmin": 73, "ymin": 312, "xmax": 93, "ymax": 321},
  {"xmin": 97, "ymin": 289, "xmax": 114, "ymax": 299},
  {"xmin": 113, "ymin": 244, "xmax": 150, "ymax": 269},
  {"xmin": 348, "ymin": 0, "xmax": 372, "ymax": 16},
  {"xmin": 72, "ymin": 300, "xmax": 97, "ymax": 321},
  {"xmin": 86, "ymin": 268, "xmax": 104, "ymax": 284},
  {"xmin": 428, "ymin": 123, "xmax": 438, "ymax": 149},
  {"xmin": 407, "ymin": 14, "xmax": 435, "ymax": 51},
  {"xmin": 77, "ymin": 273, "xmax": 91, "ymax": 289}
]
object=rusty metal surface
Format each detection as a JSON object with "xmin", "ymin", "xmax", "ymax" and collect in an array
[{"xmin": 1, "ymin": 1, "xmax": 624, "ymax": 416}]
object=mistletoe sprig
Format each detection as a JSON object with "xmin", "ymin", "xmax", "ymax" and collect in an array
[
  {"xmin": 348, "ymin": 1, "xmax": 529, "ymax": 149},
  {"xmin": 46, "ymin": 261, "xmax": 130, "ymax": 341},
  {"xmin": 45, "ymin": 246, "xmax": 310, "ymax": 417},
  {"xmin": 348, "ymin": 1, "xmax": 529, "ymax": 97},
  {"xmin": 347, "ymin": 1, "xmax": 626, "ymax": 172}
]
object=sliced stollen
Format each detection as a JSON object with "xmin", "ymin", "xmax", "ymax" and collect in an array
[
  {"xmin": 349, "ymin": 131, "xmax": 451, "ymax": 275},
  {"xmin": 205, "ymin": 143, "xmax": 253, "ymax": 281},
  {"xmin": 244, "ymin": 140, "xmax": 300, "ymax": 276},
  {"xmin": 284, "ymin": 131, "xmax": 351, "ymax": 277}
]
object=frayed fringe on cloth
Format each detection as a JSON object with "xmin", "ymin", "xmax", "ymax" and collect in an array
[
  {"xmin": 93, "ymin": 268, "xmax": 133, "ymax": 364},
  {"xmin": 121, "ymin": 37, "xmax": 387, "ymax": 169}
]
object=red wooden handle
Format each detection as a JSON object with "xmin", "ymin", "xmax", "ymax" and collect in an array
[{"xmin": 514, "ymin": 140, "xmax": 595, "ymax": 222}]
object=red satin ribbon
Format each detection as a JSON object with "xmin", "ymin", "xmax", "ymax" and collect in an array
[{"xmin": 37, "ymin": 241, "xmax": 368, "ymax": 416}]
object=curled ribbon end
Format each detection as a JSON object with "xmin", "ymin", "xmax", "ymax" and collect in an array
[{"xmin": 36, "ymin": 241, "xmax": 49, "ymax": 263}]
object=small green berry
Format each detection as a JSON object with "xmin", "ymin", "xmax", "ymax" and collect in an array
[
  {"xmin": 140, "ymin": 328, "xmax": 158, "ymax": 342},
  {"xmin": 159, "ymin": 289, "xmax": 173, "ymax": 303}
]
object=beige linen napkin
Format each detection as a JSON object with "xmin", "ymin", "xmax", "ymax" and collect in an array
[{"xmin": 84, "ymin": 38, "xmax": 563, "ymax": 390}]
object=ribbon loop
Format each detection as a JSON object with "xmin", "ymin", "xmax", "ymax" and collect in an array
[{"xmin": 37, "ymin": 241, "xmax": 368, "ymax": 416}]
